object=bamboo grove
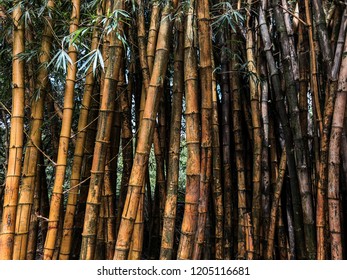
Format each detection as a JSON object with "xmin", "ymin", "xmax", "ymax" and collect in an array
[{"xmin": 0, "ymin": 0, "xmax": 347, "ymax": 260}]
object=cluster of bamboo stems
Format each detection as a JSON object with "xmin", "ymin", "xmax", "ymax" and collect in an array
[{"xmin": 0, "ymin": 0, "xmax": 347, "ymax": 260}]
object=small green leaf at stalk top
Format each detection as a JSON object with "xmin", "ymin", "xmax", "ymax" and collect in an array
[{"xmin": 70, "ymin": 27, "xmax": 90, "ymax": 45}]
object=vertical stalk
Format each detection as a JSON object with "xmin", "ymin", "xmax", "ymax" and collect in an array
[
  {"xmin": 260, "ymin": 58, "xmax": 270, "ymax": 257},
  {"xmin": 230, "ymin": 31, "xmax": 246, "ymax": 260},
  {"xmin": 265, "ymin": 148, "xmax": 286, "ymax": 259},
  {"xmin": 127, "ymin": 186, "xmax": 144, "ymax": 260},
  {"xmin": 0, "ymin": 0, "xmax": 25, "ymax": 260},
  {"xmin": 327, "ymin": 36, "xmax": 347, "ymax": 260},
  {"xmin": 13, "ymin": 0, "xmax": 55, "ymax": 260},
  {"xmin": 244, "ymin": 212, "xmax": 254, "ymax": 260},
  {"xmin": 43, "ymin": 0, "xmax": 81, "ymax": 260},
  {"xmin": 192, "ymin": 0, "xmax": 213, "ymax": 260},
  {"xmin": 26, "ymin": 155, "xmax": 44, "ymax": 260},
  {"xmin": 177, "ymin": 0, "xmax": 200, "ymax": 260},
  {"xmin": 70, "ymin": 88, "xmax": 99, "ymax": 259},
  {"xmin": 116, "ymin": 66, "xmax": 133, "ymax": 235},
  {"xmin": 59, "ymin": 2, "xmax": 102, "ymax": 260},
  {"xmin": 160, "ymin": 14, "xmax": 184, "ymax": 260},
  {"xmin": 316, "ymin": 8, "xmax": 347, "ymax": 259},
  {"xmin": 211, "ymin": 57, "xmax": 224, "ymax": 260},
  {"xmin": 80, "ymin": 0, "xmax": 125, "ymax": 260},
  {"xmin": 246, "ymin": 5, "xmax": 262, "ymax": 258},
  {"xmin": 303, "ymin": 0, "xmax": 323, "ymax": 135},
  {"xmin": 272, "ymin": 0, "xmax": 316, "ymax": 259}
]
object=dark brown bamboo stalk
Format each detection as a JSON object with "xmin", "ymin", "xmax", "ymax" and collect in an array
[
  {"xmin": 153, "ymin": 127, "xmax": 166, "ymax": 235},
  {"xmin": 217, "ymin": 5, "xmax": 233, "ymax": 258},
  {"xmin": 94, "ymin": 189, "xmax": 106, "ymax": 260},
  {"xmin": 102, "ymin": 147, "xmax": 118, "ymax": 260},
  {"xmin": 220, "ymin": 40, "xmax": 233, "ymax": 258},
  {"xmin": 316, "ymin": 8, "xmax": 347, "ymax": 259},
  {"xmin": 258, "ymin": 4, "xmax": 306, "ymax": 259},
  {"xmin": 116, "ymin": 67, "xmax": 134, "ymax": 236},
  {"xmin": 277, "ymin": 201, "xmax": 289, "ymax": 260},
  {"xmin": 211, "ymin": 54, "xmax": 223, "ymax": 260},
  {"xmin": 229, "ymin": 31, "xmax": 246, "ymax": 260},
  {"xmin": 259, "ymin": 58, "xmax": 271, "ymax": 257},
  {"xmin": 246, "ymin": 6, "xmax": 262, "ymax": 259},
  {"xmin": 26, "ymin": 155, "xmax": 44, "ymax": 260},
  {"xmin": 312, "ymin": 0, "xmax": 333, "ymax": 75},
  {"xmin": 297, "ymin": 17, "xmax": 310, "ymax": 175},
  {"xmin": 103, "ymin": 69, "xmax": 124, "ymax": 260},
  {"xmin": 327, "ymin": 35, "xmax": 347, "ymax": 260},
  {"xmin": 265, "ymin": 148, "xmax": 286, "ymax": 259},
  {"xmin": 272, "ymin": 0, "xmax": 316, "ymax": 259},
  {"xmin": 281, "ymin": 0, "xmax": 299, "ymax": 84},
  {"xmin": 70, "ymin": 88, "xmax": 99, "ymax": 259}
]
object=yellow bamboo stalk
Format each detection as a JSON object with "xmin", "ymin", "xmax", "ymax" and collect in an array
[
  {"xmin": 0, "ymin": 1, "xmax": 25, "ymax": 260},
  {"xmin": 43, "ymin": 0, "xmax": 81, "ymax": 260}
]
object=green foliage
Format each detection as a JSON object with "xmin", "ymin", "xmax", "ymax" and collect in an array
[
  {"xmin": 48, "ymin": 48, "xmax": 73, "ymax": 73},
  {"xmin": 211, "ymin": 2, "xmax": 245, "ymax": 32}
]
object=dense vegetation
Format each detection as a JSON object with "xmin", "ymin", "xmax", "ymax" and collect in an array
[{"xmin": 0, "ymin": 0, "xmax": 347, "ymax": 260}]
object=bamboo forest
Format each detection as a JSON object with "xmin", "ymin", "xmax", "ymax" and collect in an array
[{"xmin": 0, "ymin": 0, "xmax": 346, "ymax": 261}]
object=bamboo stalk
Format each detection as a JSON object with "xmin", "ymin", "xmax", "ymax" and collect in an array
[
  {"xmin": 80, "ymin": 0, "xmax": 125, "ymax": 259},
  {"xmin": 272, "ymin": 0, "xmax": 316, "ymax": 259},
  {"xmin": 59, "ymin": 2, "xmax": 102, "ymax": 260},
  {"xmin": 177, "ymin": 0, "xmax": 200, "ymax": 260},
  {"xmin": 192, "ymin": 0, "xmax": 213, "ymax": 260},
  {"xmin": 246, "ymin": 4, "xmax": 262, "ymax": 258},
  {"xmin": 0, "ymin": 0, "xmax": 25, "ymax": 260},
  {"xmin": 316, "ymin": 7, "xmax": 347, "ymax": 260},
  {"xmin": 327, "ymin": 35, "xmax": 347, "ymax": 260},
  {"xmin": 13, "ymin": 0, "xmax": 55, "ymax": 260},
  {"xmin": 43, "ymin": 0, "xmax": 81, "ymax": 260},
  {"xmin": 265, "ymin": 148, "xmax": 286, "ymax": 259},
  {"xmin": 211, "ymin": 53, "xmax": 223, "ymax": 260},
  {"xmin": 160, "ymin": 14, "xmax": 184, "ymax": 260}
]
